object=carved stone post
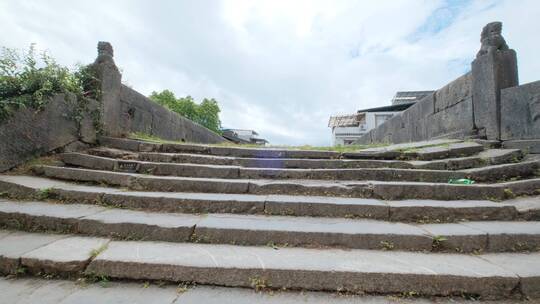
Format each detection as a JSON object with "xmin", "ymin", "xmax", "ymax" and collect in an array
[
  {"xmin": 471, "ymin": 22, "xmax": 518, "ymax": 140},
  {"xmin": 93, "ymin": 41, "xmax": 125, "ymax": 137}
]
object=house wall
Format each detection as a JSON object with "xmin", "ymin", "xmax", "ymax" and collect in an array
[
  {"xmin": 332, "ymin": 126, "xmax": 367, "ymax": 145},
  {"xmin": 332, "ymin": 111, "xmax": 400, "ymax": 145}
]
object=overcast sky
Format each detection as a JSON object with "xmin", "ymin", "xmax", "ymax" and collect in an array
[{"xmin": 1, "ymin": 0, "xmax": 539, "ymax": 145}]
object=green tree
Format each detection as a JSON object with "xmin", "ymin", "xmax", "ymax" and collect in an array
[
  {"xmin": 176, "ymin": 96, "xmax": 199, "ymax": 122},
  {"xmin": 149, "ymin": 90, "xmax": 176, "ymax": 108},
  {"xmin": 149, "ymin": 90, "xmax": 222, "ymax": 134},
  {"xmin": 198, "ymin": 98, "xmax": 221, "ymax": 134}
]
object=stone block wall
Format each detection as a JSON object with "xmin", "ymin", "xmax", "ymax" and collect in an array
[
  {"xmin": 357, "ymin": 22, "xmax": 523, "ymax": 145},
  {"xmin": 501, "ymin": 80, "xmax": 540, "ymax": 140},
  {"xmin": 0, "ymin": 94, "xmax": 99, "ymax": 172},
  {"xmin": 119, "ymin": 85, "xmax": 225, "ymax": 143}
]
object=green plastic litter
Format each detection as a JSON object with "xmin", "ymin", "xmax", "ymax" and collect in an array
[{"xmin": 448, "ymin": 178, "xmax": 475, "ymax": 185}]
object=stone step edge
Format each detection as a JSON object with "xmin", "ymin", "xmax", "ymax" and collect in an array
[
  {"xmin": 99, "ymin": 137, "xmax": 486, "ymax": 161},
  {"xmin": 60, "ymin": 152, "xmax": 539, "ymax": 183},
  {"xmin": 342, "ymin": 141, "xmax": 485, "ymax": 161},
  {"xmin": 0, "ymin": 229, "xmax": 537, "ymax": 299},
  {"xmin": 31, "ymin": 165, "xmax": 540, "ymax": 201},
  {"xmin": 99, "ymin": 136, "xmax": 341, "ymax": 159},
  {"xmin": 2, "ymin": 277, "xmax": 531, "ymax": 304},
  {"xmin": 88, "ymin": 146, "xmax": 524, "ymax": 171},
  {"xmin": 1, "ymin": 175, "xmax": 532, "ymax": 223},
  {"xmin": 2, "ymin": 199, "xmax": 539, "ymax": 253}
]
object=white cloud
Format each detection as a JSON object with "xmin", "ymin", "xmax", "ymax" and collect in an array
[{"xmin": 1, "ymin": 0, "xmax": 539, "ymax": 145}]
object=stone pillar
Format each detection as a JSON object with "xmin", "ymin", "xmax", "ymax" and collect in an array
[
  {"xmin": 471, "ymin": 22, "xmax": 518, "ymax": 140},
  {"xmin": 93, "ymin": 41, "xmax": 125, "ymax": 137}
]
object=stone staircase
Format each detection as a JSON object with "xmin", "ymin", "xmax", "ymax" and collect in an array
[{"xmin": 1, "ymin": 136, "xmax": 540, "ymax": 301}]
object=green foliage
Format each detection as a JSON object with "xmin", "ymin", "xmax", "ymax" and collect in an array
[
  {"xmin": 0, "ymin": 44, "xmax": 99, "ymax": 121},
  {"xmin": 37, "ymin": 188, "xmax": 53, "ymax": 200},
  {"xmin": 149, "ymin": 90, "xmax": 222, "ymax": 134}
]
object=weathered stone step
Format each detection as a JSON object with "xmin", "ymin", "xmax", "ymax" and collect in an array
[
  {"xmin": 2, "ymin": 230, "xmax": 538, "ymax": 299},
  {"xmin": 99, "ymin": 136, "xmax": 341, "ymax": 159},
  {"xmin": 89, "ymin": 147, "xmax": 418, "ymax": 169},
  {"xmin": 99, "ymin": 137, "xmax": 487, "ymax": 161},
  {"xmin": 3, "ymin": 199, "xmax": 538, "ymax": 252},
  {"xmin": 3, "ymin": 278, "xmax": 530, "ymax": 304},
  {"xmin": 89, "ymin": 146, "xmax": 522, "ymax": 171},
  {"xmin": 0, "ymin": 230, "xmax": 109, "ymax": 276},
  {"xmin": 59, "ymin": 152, "xmax": 539, "ymax": 183},
  {"xmin": 2, "ymin": 175, "xmax": 531, "ymax": 222},
  {"xmin": 89, "ymin": 241, "xmax": 539, "ymax": 299},
  {"xmin": 411, "ymin": 148, "xmax": 522, "ymax": 170},
  {"xmin": 343, "ymin": 141, "xmax": 484, "ymax": 160},
  {"xmin": 32, "ymin": 165, "xmax": 540, "ymax": 200}
]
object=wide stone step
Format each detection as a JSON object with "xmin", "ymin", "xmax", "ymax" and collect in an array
[
  {"xmin": 343, "ymin": 141, "xmax": 484, "ymax": 160},
  {"xmin": 99, "ymin": 137, "xmax": 487, "ymax": 161},
  {"xmin": 1, "ymin": 230, "xmax": 538, "ymax": 299},
  {"xmin": 2, "ymin": 175, "xmax": 532, "ymax": 222},
  {"xmin": 59, "ymin": 152, "xmax": 539, "ymax": 183},
  {"xmin": 89, "ymin": 146, "xmax": 522, "ymax": 170},
  {"xmin": 99, "ymin": 136, "xmax": 341, "ymax": 159},
  {"xmin": 0, "ymin": 230, "xmax": 108, "ymax": 276},
  {"xmin": 89, "ymin": 147, "xmax": 418, "ymax": 169},
  {"xmin": 411, "ymin": 148, "xmax": 523, "ymax": 170},
  {"xmin": 2, "ymin": 277, "xmax": 530, "ymax": 304},
  {"xmin": 3, "ymin": 199, "xmax": 539, "ymax": 252},
  {"xmin": 32, "ymin": 165, "xmax": 540, "ymax": 200}
]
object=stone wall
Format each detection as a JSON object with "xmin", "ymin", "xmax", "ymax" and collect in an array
[
  {"xmin": 357, "ymin": 22, "xmax": 521, "ymax": 145},
  {"xmin": 357, "ymin": 73, "xmax": 476, "ymax": 144},
  {"xmin": 94, "ymin": 42, "xmax": 225, "ymax": 144},
  {"xmin": 0, "ymin": 94, "xmax": 99, "ymax": 172},
  {"xmin": 501, "ymin": 80, "xmax": 540, "ymax": 140},
  {"xmin": 119, "ymin": 85, "xmax": 225, "ymax": 143}
]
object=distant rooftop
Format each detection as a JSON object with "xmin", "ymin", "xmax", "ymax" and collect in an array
[
  {"xmin": 357, "ymin": 102, "xmax": 416, "ymax": 114},
  {"xmin": 221, "ymin": 128, "xmax": 259, "ymax": 136},
  {"xmin": 328, "ymin": 113, "xmax": 364, "ymax": 128},
  {"xmin": 222, "ymin": 128, "xmax": 268, "ymax": 145},
  {"xmin": 391, "ymin": 90, "xmax": 434, "ymax": 105}
]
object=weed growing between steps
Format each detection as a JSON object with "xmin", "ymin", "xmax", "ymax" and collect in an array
[
  {"xmin": 81, "ymin": 273, "xmax": 111, "ymax": 288},
  {"xmin": 380, "ymin": 241, "xmax": 395, "ymax": 250},
  {"xmin": 5, "ymin": 155, "xmax": 60, "ymax": 175},
  {"xmin": 431, "ymin": 235, "xmax": 448, "ymax": 251},
  {"xmin": 36, "ymin": 188, "xmax": 53, "ymax": 200},
  {"xmin": 90, "ymin": 243, "xmax": 109, "ymax": 259},
  {"xmin": 249, "ymin": 276, "xmax": 271, "ymax": 292}
]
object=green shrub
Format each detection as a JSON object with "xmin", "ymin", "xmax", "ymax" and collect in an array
[{"xmin": 0, "ymin": 44, "xmax": 99, "ymax": 121}]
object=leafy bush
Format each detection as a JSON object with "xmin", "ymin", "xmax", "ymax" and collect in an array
[
  {"xmin": 149, "ymin": 90, "xmax": 222, "ymax": 134},
  {"xmin": 0, "ymin": 44, "xmax": 99, "ymax": 120}
]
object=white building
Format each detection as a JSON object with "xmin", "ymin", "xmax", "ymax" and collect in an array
[
  {"xmin": 328, "ymin": 91, "xmax": 434, "ymax": 146},
  {"xmin": 329, "ymin": 109, "xmax": 400, "ymax": 146}
]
